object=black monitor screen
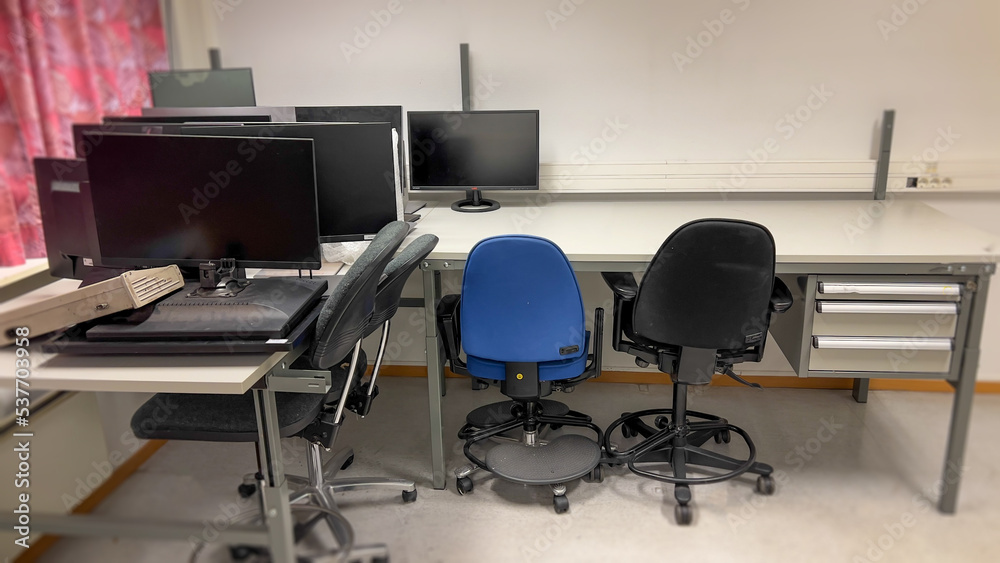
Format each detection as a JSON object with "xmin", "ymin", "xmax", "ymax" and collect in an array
[
  {"xmin": 33, "ymin": 157, "xmax": 94, "ymax": 279},
  {"xmin": 182, "ymin": 122, "xmax": 398, "ymax": 243},
  {"xmin": 83, "ymin": 133, "xmax": 321, "ymax": 269},
  {"xmin": 149, "ymin": 68, "xmax": 256, "ymax": 108},
  {"xmin": 408, "ymin": 110, "xmax": 539, "ymax": 190}
]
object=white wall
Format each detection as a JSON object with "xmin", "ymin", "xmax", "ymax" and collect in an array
[
  {"xmin": 173, "ymin": 0, "xmax": 1000, "ymax": 379},
  {"xmin": 202, "ymin": 0, "xmax": 1000, "ymax": 162}
]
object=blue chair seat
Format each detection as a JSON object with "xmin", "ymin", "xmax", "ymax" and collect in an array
[{"xmin": 466, "ymin": 331, "xmax": 590, "ymax": 382}]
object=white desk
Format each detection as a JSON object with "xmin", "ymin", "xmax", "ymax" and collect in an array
[
  {"xmin": 414, "ymin": 197, "xmax": 998, "ymax": 515},
  {"xmin": 0, "ymin": 272, "xmax": 344, "ymax": 563}
]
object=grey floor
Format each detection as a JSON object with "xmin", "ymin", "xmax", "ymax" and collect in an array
[{"xmin": 41, "ymin": 378, "xmax": 1000, "ymax": 563}]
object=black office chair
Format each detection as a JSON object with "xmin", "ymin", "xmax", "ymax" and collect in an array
[
  {"xmin": 130, "ymin": 221, "xmax": 410, "ymax": 560},
  {"xmin": 601, "ymin": 219, "xmax": 792, "ymax": 525}
]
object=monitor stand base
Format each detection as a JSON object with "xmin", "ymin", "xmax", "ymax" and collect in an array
[{"xmin": 452, "ymin": 189, "xmax": 500, "ymax": 213}]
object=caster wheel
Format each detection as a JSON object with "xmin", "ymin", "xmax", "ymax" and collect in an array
[
  {"xmin": 553, "ymin": 495, "xmax": 570, "ymax": 514},
  {"xmin": 402, "ymin": 489, "xmax": 418, "ymax": 503},
  {"xmin": 588, "ymin": 465, "xmax": 603, "ymax": 483},
  {"xmin": 548, "ymin": 424, "xmax": 563, "ymax": 431},
  {"xmin": 340, "ymin": 454, "xmax": 355, "ymax": 471},
  {"xmin": 756, "ymin": 475, "xmax": 776, "ymax": 495},
  {"xmin": 654, "ymin": 415, "xmax": 669, "ymax": 429},
  {"xmin": 714, "ymin": 429, "xmax": 732, "ymax": 444},
  {"xmin": 237, "ymin": 483, "xmax": 257, "ymax": 499},
  {"xmin": 622, "ymin": 424, "xmax": 635, "ymax": 439},
  {"xmin": 457, "ymin": 477, "xmax": 474, "ymax": 495},
  {"xmin": 674, "ymin": 504, "xmax": 693, "ymax": 526}
]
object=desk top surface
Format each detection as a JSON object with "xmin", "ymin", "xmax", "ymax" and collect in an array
[
  {"xmin": 414, "ymin": 199, "xmax": 999, "ymax": 265},
  {"xmin": 0, "ymin": 258, "xmax": 49, "ymax": 291}
]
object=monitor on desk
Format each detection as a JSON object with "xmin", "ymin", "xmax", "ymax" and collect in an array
[
  {"xmin": 79, "ymin": 132, "xmax": 327, "ymax": 341},
  {"xmin": 82, "ymin": 132, "xmax": 322, "ymax": 271},
  {"xmin": 148, "ymin": 68, "xmax": 256, "ymax": 108},
  {"xmin": 407, "ymin": 110, "xmax": 539, "ymax": 213},
  {"xmin": 180, "ymin": 122, "xmax": 400, "ymax": 243},
  {"xmin": 33, "ymin": 158, "xmax": 96, "ymax": 280}
]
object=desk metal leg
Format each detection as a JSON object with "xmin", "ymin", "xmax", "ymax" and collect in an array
[
  {"xmin": 852, "ymin": 378, "xmax": 869, "ymax": 403},
  {"xmin": 423, "ymin": 268, "xmax": 447, "ymax": 489},
  {"xmin": 938, "ymin": 274, "xmax": 989, "ymax": 514},
  {"xmin": 253, "ymin": 389, "xmax": 296, "ymax": 562}
]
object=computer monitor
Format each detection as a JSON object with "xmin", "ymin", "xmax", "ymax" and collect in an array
[
  {"xmin": 148, "ymin": 68, "xmax": 256, "ymax": 108},
  {"xmin": 407, "ymin": 110, "xmax": 539, "ymax": 212},
  {"xmin": 82, "ymin": 132, "xmax": 321, "ymax": 270},
  {"xmin": 33, "ymin": 158, "xmax": 95, "ymax": 280},
  {"xmin": 181, "ymin": 122, "xmax": 399, "ymax": 243}
]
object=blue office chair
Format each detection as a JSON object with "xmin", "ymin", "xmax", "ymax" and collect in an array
[{"xmin": 438, "ymin": 235, "xmax": 604, "ymax": 513}]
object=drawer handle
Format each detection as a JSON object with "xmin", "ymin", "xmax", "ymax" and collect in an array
[
  {"xmin": 818, "ymin": 282, "xmax": 961, "ymax": 296},
  {"xmin": 812, "ymin": 336, "xmax": 953, "ymax": 351},
  {"xmin": 816, "ymin": 302, "xmax": 958, "ymax": 315}
]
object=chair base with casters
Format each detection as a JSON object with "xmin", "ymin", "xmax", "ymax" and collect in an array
[
  {"xmin": 230, "ymin": 349, "xmax": 417, "ymax": 561},
  {"xmin": 604, "ymin": 381, "xmax": 775, "ymax": 526},
  {"xmin": 456, "ymin": 401, "xmax": 605, "ymax": 514}
]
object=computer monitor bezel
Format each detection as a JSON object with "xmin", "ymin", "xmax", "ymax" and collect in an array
[
  {"xmin": 148, "ymin": 67, "xmax": 256, "ymax": 108},
  {"xmin": 406, "ymin": 109, "xmax": 541, "ymax": 192},
  {"xmin": 81, "ymin": 132, "xmax": 322, "ymax": 271},
  {"xmin": 142, "ymin": 106, "xmax": 295, "ymax": 122}
]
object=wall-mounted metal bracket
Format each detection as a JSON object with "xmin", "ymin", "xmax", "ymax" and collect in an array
[{"xmin": 873, "ymin": 109, "xmax": 895, "ymax": 201}]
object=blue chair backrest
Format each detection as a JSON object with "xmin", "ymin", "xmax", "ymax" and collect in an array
[{"xmin": 461, "ymin": 235, "xmax": 585, "ymax": 363}]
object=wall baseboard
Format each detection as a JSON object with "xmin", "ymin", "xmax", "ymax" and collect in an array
[
  {"xmin": 14, "ymin": 440, "xmax": 168, "ymax": 563},
  {"xmin": 373, "ymin": 365, "xmax": 1000, "ymax": 394}
]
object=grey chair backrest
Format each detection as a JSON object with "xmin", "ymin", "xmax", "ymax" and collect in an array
[
  {"xmin": 366, "ymin": 234, "xmax": 440, "ymax": 335},
  {"xmin": 309, "ymin": 221, "xmax": 409, "ymax": 369}
]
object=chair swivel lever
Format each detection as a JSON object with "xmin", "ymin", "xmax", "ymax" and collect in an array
[{"xmin": 722, "ymin": 366, "xmax": 763, "ymax": 389}]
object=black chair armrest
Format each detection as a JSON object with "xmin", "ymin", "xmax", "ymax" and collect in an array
[
  {"xmin": 770, "ymin": 278, "xmax": 793, "ymax": 313},
  {"xmin": 601, "ymin": 272, "xmax": 638, "ymax": 300}
]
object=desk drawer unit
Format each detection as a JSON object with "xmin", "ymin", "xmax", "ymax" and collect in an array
[{"xmin": 808, "ymin": 279, "xmax": 965, "ymax": 374}]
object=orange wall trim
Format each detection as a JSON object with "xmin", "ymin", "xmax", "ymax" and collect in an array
[
  {"xmin": 374, "ymin": 365, "xmax": 1000, "ymax": 394},
  {"xmin": 15, "ymin": 439, "xmax": 168, "ymax": 563}
]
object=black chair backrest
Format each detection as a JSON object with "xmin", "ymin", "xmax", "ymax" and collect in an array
[
  {"xmin": 633, "ymin": 219, "xmax": 776, "ymax": 351},
  {"xmin": 367, "ymin": 234, "xmax": 439, "ymax": 333},
  {"xmin": 309, "ymin": 221, "xmax": 409, "ymax": 369}
]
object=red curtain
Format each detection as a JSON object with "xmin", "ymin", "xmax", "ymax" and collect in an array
[{"xmin": 0, "ymin": 0, "xmax": 167, "ymax": 266}]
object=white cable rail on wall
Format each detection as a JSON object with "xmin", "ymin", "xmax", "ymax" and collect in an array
[{"xmin": 535, "ymin": 160, "xmax": 1000, "ymax": 195}]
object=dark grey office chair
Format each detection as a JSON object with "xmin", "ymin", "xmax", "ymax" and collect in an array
[
  {"xmin": 130, "ymin": 221, "xmax": 410, "ymax": 560},
  {"xmin": 602, "ymin": 219, "xmax": 792, "ymax": 525}
]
